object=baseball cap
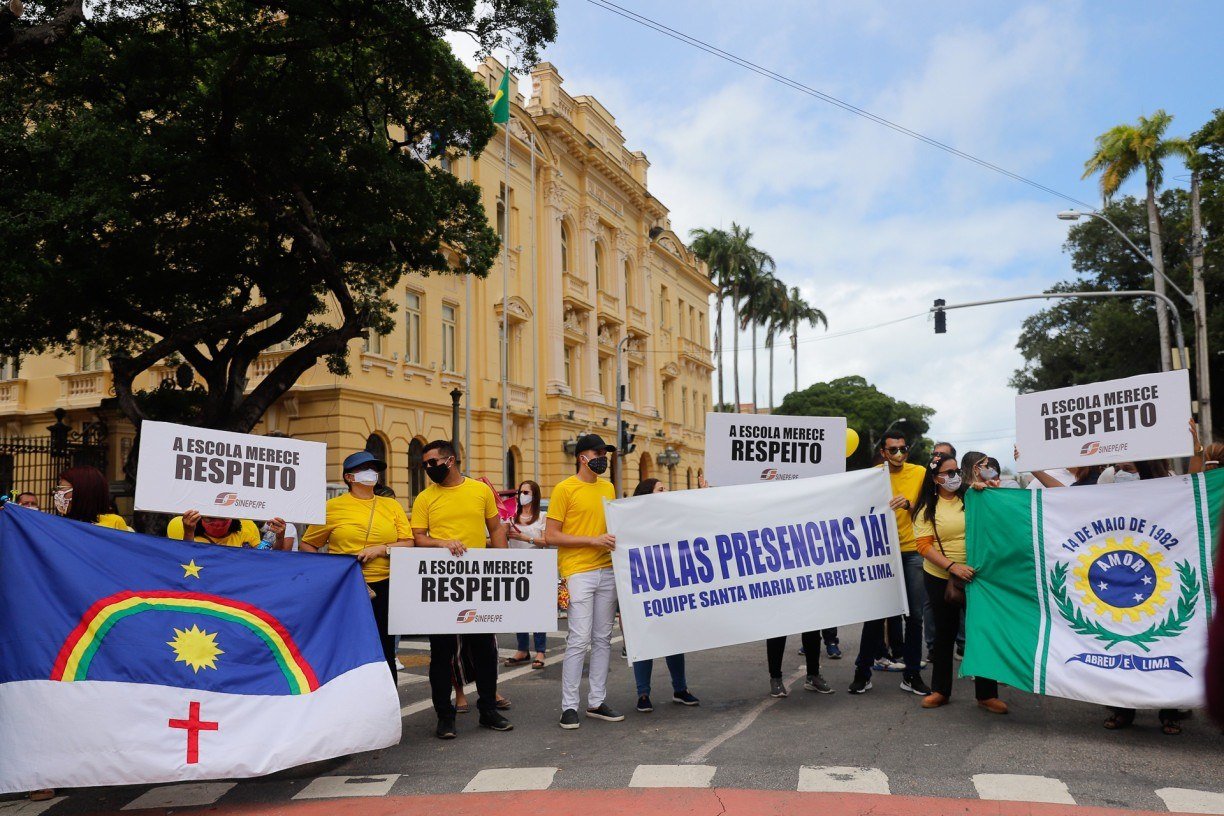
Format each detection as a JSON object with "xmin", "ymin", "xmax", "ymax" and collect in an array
[
  {"xmin": 575, "ymin": 433, "xmax": 616, "ymax": 456},
  {"xmin": 343, "ymin": 450, "xmax": 387, "ymax": 473}
]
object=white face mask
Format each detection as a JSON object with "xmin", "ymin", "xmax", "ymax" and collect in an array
[
  {"xmin": 53, "ymin": 489, "xmax": 72, "ymax": 514},
  {"xmin": 939, "ymin": 474, "xmax": 963, "ymax": 492},
  {"xmin": 1113, "ymin": 470, "xmax": 1141, "ymax": 483},
  {"xmin": 351, "ymin": 470, "xmax": 379, "ymax": 486},
  {"xmin": 979, "ymin": 467, "xmax": 999, "ymax": 481},
  {"xmin": 518, "ymin": 491, "xmax": 533, "ymax": 505}
]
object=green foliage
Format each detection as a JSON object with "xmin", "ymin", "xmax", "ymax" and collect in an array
[
  {"xmin": 0, "ymin": 0, "xmax": 556, "ymax": 431},
  {"xmin": 775, "ymin": 375, "xmax": 935, "ymax": 469}
]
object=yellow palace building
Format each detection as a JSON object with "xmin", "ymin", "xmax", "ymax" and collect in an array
[{"xmin": 0, "ymin": 58, "xmax": 715, "ymax": 512}]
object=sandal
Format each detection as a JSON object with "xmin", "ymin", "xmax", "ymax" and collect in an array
[
  {"xmin": 28, "ymin": 790, "xmax": 55, "ymax": 802},
  {"xmin": 503, "ymin": 654, "xmax": 532, "ymax": 667},
  {"xmin": 1161, "ymin": 716, "xmax": 1182, "ymax": 736},
  {"xmin": 1104, "ymin": 710, "xmax": 1134, "ymax": 730},
  {"xmin": 532, "ymin": 658, "xmax": 546, "ymax": 669},
  {"xmin": 455, "ymin": 703, "xmax": 469, "ymax": 714},
  {"xmin": 496, "ymin": 697, "xmax": 512, "ymax": 710}
]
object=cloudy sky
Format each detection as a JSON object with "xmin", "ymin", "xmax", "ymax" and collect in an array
[{"xmin": 457, "ymin": 1, "xmax": 1221, "ymax": 461}]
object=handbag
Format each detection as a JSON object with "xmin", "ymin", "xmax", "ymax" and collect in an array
[
  {"xmin": 933, "ymin": 522, "xmax": 966, "ymax": 607},
  {"xmin": 362, "ymin": 497, "xmax": 380, "ymax": 600}
]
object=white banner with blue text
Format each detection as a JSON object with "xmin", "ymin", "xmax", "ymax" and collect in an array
[{"xmin": 606, "ymin": 468, "xmax": 907, "ymax": 663}]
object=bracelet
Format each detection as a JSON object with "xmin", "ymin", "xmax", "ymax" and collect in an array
[{"xmin": 947, "ymin": 561, "xmax": 957, "ymax": 571}]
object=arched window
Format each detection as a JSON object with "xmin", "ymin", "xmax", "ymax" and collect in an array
[
  {"xmin": 506, "ymin": 447, "xmax": 521, "ymax": 492},
  {"xmin": 408, "ymin": 438, "xmax": 425, "ymax": 500},
  {"xmin": 624, "ymin": 260, "xmax": 634, "ymax": 307},
  {"xmin": 365, "ymin": 433, "xmax": 389, "ymax": 487},
  {"xmin": 638, "ymin": 451, "xmax": 651, "ymax": 483},
  {"xmin": 686, "ymin": 467, "xmax": 693, "ymax": 490},
  {"xmin": 560, "ymin": 223, "xmax": 571, "ymax": 274},
  {"xmin": 594, "ymin": 242, "xmax": 605, "ymax": 291}
]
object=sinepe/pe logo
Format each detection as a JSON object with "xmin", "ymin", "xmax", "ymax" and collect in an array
[
  {"xmin": 214, "ymin": 492, "xmax": 238, "ymax": 506},
  {"xmin": 456, "ymin": 609, "xmax": 476, "ymax": 624},
  {"xmin": 760, "ymin": 468, "xmax": 779, "ymax": 481}
]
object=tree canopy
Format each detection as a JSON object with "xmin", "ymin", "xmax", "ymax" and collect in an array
[
  {"xmin": 0, "ymin": 0, "xmax": 556, "ymax": 432},
  {"xmin": 775, "ymin": 375, "xmax": 935, "ymax": 469}
]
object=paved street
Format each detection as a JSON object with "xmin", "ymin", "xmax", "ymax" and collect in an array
[{"xmin": 6, "ymin": 622, "xmax": 1223, "ymax": 816}]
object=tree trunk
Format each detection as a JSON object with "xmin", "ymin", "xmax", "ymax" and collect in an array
[
  {"xmin": 1146, "ymin": 177, "xmax": 1173, "ymax": 372},
  {"xmin": 1190, "ymin": 171, "xmax": 1213, "ymax": 441},
  {"xmin": 791, "ymin": 320, "xmax": 799, "ymax": 394},
  {"xmin": 750, "ymin": 319, "xmax": 758, "ymax": 413},
  {"xmin": 715, "ymin": 294, "xmax": 724, "ymax": 411},
  {"xmin": 732, "ymin": 285, "xmax": 740, "ymax": 411},
  {"xmin": 768, "ymin": 338, "xmax": 774, "ymax": 413}
]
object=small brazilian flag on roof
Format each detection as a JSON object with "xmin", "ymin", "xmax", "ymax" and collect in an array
[{"xmin": 490, "ymin": 68, "xmax": 510, "ymax": 124}]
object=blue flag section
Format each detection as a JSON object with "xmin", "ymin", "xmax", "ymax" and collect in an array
[{"xmin": 0, "ymin": 507, "xmax": 402, "ymax": 793}]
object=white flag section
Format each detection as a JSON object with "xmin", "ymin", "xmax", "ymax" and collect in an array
[
  {"xmin": 963, "ymin": 471, "xmax": 1222, "ymax": 709},
  {"xmin": 1014, "ymin": 370, "xmax": 1192, "ymax": 473},
  {"xmin": 388, "ymin": 549, "xmax": 558, "ymax": 634},
  {"xmin": 606, "ymin": 469, "xmax": 907, "ymax": 663},
  {"xmin": 704, "ymin": 412, "xmax": 846, "ymax": 486},
  {"xmin": 135, "ymin": 420, "xmax": 327, "ymax": 524}
]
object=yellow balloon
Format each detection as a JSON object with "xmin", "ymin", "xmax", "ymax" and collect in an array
[{"xmin": 845, "ymin": 427, "xmax": 860, "ymax": 458}]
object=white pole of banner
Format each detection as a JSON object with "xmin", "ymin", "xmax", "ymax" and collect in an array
[
  {"xmin": 500, "ymin": 56, "xmax": 511, "ymax": 490},
  {"xmin": 530, "ymin": 130, "xmax": 540, "ymax": 482}
]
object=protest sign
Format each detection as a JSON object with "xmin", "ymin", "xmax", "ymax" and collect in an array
[
  {"xmin": 963, "ymin": 469, "xmax": 1222, "ymax": 709},
  {"xmin": 1015, "ymin": 370, "xmax": 1192, "ymax": 474},
  {"xmin": 387, "ymin": 549, "xmax": 558, "ymax": 634},
  {"xmin": 134, "ymin": 421, "xmax": 326, "ymax": 524},
  {"xmin": 606, "ymin": 468, "xmax": 906, "ymax": 663},
  {"xmin": 704, "ymin": 412, "xmax": 846, "ymax": 486}
]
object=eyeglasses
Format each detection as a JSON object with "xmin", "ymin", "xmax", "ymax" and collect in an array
[{"xmin": 884, "ymin": 446, "xmax": 908, "ymax": 454}]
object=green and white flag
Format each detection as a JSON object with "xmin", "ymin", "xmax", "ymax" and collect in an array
[{"xmin": 963, "ymin": 470, "xmax": 1222, "ymax": 709}]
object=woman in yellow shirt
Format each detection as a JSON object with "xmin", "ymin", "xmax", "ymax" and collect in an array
[
  {"xmin": 300, "ymin": 451, "xmax": 412, "ymax": 678},
  {"xmin": 166, "ymin": 512, "xmax": 287, "ymax": 549},
  {"xmin": 53, "ymin": 466, "xmax": 131, "ymax": 531},
  {"xmin": 913, "ymin": 452, "xmax": 1006, "ymax": 714}
]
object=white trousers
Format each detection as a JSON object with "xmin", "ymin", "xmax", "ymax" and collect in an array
[{"xmin": 561, "ymin": 567, "xmax": 618, "ymax": 711}]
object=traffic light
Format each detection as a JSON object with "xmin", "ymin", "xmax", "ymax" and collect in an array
[
  {"xmin": 619, "ymin": 420, "xmax": 636, "ymax": 455},
  {"xmin": 933, "ymin": 298, "xmax": 946, "ymax": 334}
]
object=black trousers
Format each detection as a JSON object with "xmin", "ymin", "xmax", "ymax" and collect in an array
[
  {"xmin": 367, "ymin": 579, "xmax": 397, "ymax": 679},
  {"xmin": 925, "ymin": 572, "xmax": 997, "ymax": 700},
  {"xmin": 767, "ymin": 631, "xmax": 821, "ymax": 679},
  {"xmin": 429, "ymin": 633, "xmax": 498, "ymax": 718}
]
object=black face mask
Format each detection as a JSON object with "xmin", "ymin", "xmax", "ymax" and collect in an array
[
  {"xmin": 425, "ymin": 462, "xmax": 450, "ymax": 484},
  {"xmin": 585, "ymin": 456, "xmax": 609, "ymax": 475}
]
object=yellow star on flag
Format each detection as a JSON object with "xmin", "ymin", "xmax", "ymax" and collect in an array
[
  {"xmin": 181, "ymin": 560, "xmax": 203, "ymax": 578},
  {"xmin": 167, "ymin": 625, "xmax": 224, "ymax": 673}
]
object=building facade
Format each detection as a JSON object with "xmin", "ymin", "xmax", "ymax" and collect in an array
[{"xmin": 0, "ymin": 58, "xmax": 715, "ymax": 512}]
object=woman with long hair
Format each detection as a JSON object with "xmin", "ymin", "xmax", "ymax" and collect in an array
[
  {"xmin": 54, "ymin": 466, "xmax": 130, "ymax": 530},
  {"xmin": 505, "ymin": 480, "xmax": 549, "ymax": 669},
  {"xmin": 913, "ymin": 452, "xmax": 1006, "ymax": 713}
]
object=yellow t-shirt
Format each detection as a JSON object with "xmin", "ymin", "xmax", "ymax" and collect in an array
[
  {"xmin": 166, "ymin": 516, "xmax": 262, "ymax": 548},
  {"xmin": 410, "ymin": 477, "xmax": 499, "ymax": 550},
  {"xmin": 546, "ymin": 475, "xmax": 615, "ymax": 578},
  {"xmin": 301, "ymin": 493, "xmax": 411, "ymax": 583},
  {"xmin": 879, "ymin": 462, "xmax": 925, "ymax": 551},
  {"xmin": 913, "ymin": 495, "xmax": 967, "ymax": 579},
  {"xmin": 95, "ymin": 514, "xmax": 132, "ymax": 532}
]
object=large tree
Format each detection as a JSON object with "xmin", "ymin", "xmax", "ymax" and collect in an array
[
  {"xmin": 775, "ymin": 375, "xmax": 935, "ymax": 470},
  {"xmin": 0, "ymin": 0, "xmax": 556, "ymax": 433}
]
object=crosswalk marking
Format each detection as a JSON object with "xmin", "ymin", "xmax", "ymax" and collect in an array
[
  {"xmin": 629, "ymin": 765, "xmax": 716, "ymax": 788},
  {"xmin": 0, "ymin": 798, "xmax": 67, "ymax": 816},
  {"xmin": 798, "ymin": 766, "xmax": 891, "ymax": 795},
  {"xmin": 1155, "ymin": 788, "xmax": 1224, "ymax": 814},
  {"xmin": 462, "ymin": 768, "xmax": 558, "ymax": 793},
  {"xmin": 293, "ymin": 775, "xmax": 401, "ymax": 800},
  {"xmin": 122, "ymin": 782, "xmax": 236, "ymax": 810},
  {"xmin": 971, "ymin": 774, "xmax": 1075, "ymax": 805}
]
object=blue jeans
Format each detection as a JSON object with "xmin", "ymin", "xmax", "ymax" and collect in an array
[
  {"xmin": 633, "ymin": 654, "xmax": 687, "ymax": 697},
  {"xmin": 856, "ymin": 551, "xmax": 926, "ymax": 676},
  {"xmin": 516, "ymin": 632, "xmax": 547, "ymax": 653}
]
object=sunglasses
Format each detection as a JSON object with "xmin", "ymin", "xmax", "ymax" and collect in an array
[{"xmin": 884, "ymin": 446, "xmax": 909, "ymax": 454}]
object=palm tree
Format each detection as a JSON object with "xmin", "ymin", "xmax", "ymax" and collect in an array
[
  {"xmin": 689, "ymin": 227, "xmax": 732, "ymax": 411},
  {"xmin": 784, "ymin": 286, "xmax": 827, "ymax": 394},
  {"xmin": 760, "ymin": 276, "xmax": 791, "ymax": 413},
  {"xmin": 1083, "ymin": 111, "xmax": 1193, "ymax": 371},
  {"xmin": 736, "ymin": 247, "xmax": 777, "ymax": 413}
]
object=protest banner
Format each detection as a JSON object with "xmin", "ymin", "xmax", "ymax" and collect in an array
[
  {"xmin": 962, "ymin": 469, "xmax": 1222, "ymax": 709},
  {"xmin": 704, "ymin": 412, "xmax": 847, "ymax": 486},
  {"xmin": 606, "ymin": 468, "xmax": 906, "ymax": 663},
  {"xmin": 1014, "ymin": 370, "xmax": 1192, "ymax": 474},
  {"xmin": 0, "ymin": 507, "xmax": 400, "ymax": 794},
  {"xmin": 388, "ymin": 549, "xmax": 558, "ymax": 634},
  {"xmin": 135, "ymin": 420, "xmax": 326, "ymax": 524}
]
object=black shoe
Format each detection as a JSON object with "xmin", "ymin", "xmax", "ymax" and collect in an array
[
  {"xmin": 479, "ymin": 710, "xmax": 513, "ymax": 731},
  {"xmin": 848, "ymin": 673, "xmax": 873, "ymax": 694},
  {"xmin": 673, "ymin": 690, "xmax": 700, "ymax": 706},
  {"xmin": 901, "ymin": 674, "xmax": 931, "ymax": 696},
  {"xmin": 586, "ymin": 703, "xmax": 625, "ymax": 722},
  {"xmin": 436, "ymin": 718, "xmax": 456, "ymax": 739},
  {"xmin": 559, "ymin": 708, "xmax": 581, "ymax": 730},
  {"xmin": 637, "ymin": 694, "xmax": 654, "ymax": 713}
]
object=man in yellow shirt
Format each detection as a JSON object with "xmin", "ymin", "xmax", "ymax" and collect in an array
[
  {"xmin": 546, "ymin": 433, "xmax": 623, "ymax": 730},
  {"xmin": 849, "ymin": 429, "xmax": 931, "ymax": 697},
  {"xmin": 410, "ymin": 440, "xmax": 512, "ymax": 739}
]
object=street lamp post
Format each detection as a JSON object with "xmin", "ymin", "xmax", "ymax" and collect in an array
[
  {"xmin": 614, "ymin": 335, "xmax": 629, "ymax": 496},
  {"xmin": 1057, "ymin": 210, "xmax": 1210, "ymax": 441}
]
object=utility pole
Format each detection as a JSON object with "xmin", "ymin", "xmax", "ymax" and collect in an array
[{"xmin": 1190, "ymin": 171, "xmax": 1213, "ymax": 442}]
